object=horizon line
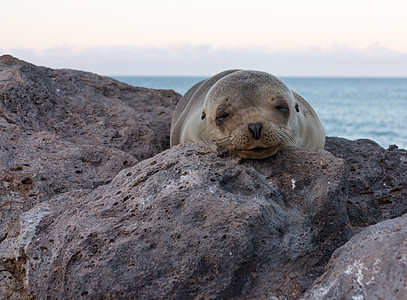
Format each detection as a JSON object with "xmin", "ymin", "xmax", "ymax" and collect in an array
[{"xmin": 109, "ymin": 74, "xmax": 407, "ymax": 79}]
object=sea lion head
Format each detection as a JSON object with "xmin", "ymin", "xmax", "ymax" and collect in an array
[{"xmin": 201, "ymin": 70, "xmax": 299, "ymax": 159}]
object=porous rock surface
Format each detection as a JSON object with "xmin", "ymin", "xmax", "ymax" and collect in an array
[
  {"xmin": 23, "ymin": 143, "xmax": 351, "ymax": 299},
  {"xmin": 1, "ymin": 55, "xmax": 406, "ymax": 299},
  {"xmin": 0, "ymin": 54, "xmax": 179, "ymax": 161},
  {"xmin": 326, "ymin": 137, "xmax": 407, "ymax": 232},
  {"xmin": 0, "ymin": 55, "xmax": 178, "ymax": 299},
  {"xmin": 305, "ymin": 213, "xmax": 407, "ymax": 299}
]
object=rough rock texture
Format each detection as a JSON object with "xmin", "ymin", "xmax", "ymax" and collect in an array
[
  {"xmin": 0, "ymin": 55, "xmax": 179, "ymax": 299},
  {"xmin": 24, "ymin": 143, "xmax": 351, "ymax": 299},
  {"xmin": 1, "ymin": 55, "xmax": 406, "ymax": 299},
  {"xmin": 305, "ymin": 213, "xmax": 407, "ymax": 299},
  {"xmin": 325, "ymin": 137, "xmax": 407, "ymax": 232},
  {"xmin": 0, "ymin": 54, "xmax": 180, "ymax": 161},
  {"xmin": 0, "ymin": 119, "xmax": 137, "ymax": 268}
]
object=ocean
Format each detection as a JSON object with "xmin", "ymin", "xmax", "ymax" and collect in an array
[{"xmin": 113, "ymin": 76, "xmax": 407, "ymax": 150}]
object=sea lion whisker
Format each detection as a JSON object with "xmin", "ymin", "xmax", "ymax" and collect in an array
[
  {"xmin": 213, "ymin": 135, "xmax": 236, "ymax": 148},
  {"xmin": 277, "ymin": 126, "xmax": 295, "ymax": 143},
  {"xmin": 282, "ymin": 131, "xmax": 295, "ymax": 143},
  {"xmin": 213, "ymin": 135, "xmax": 233, "ymax": 142},
  {"xmin": 281, "ymin": 133, "xmax": 295, "ymax": 145}
]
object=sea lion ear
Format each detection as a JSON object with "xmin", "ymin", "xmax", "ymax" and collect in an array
[
  {"xmin": 291, "ymin": 91, "xmax": 304, "ymax": 113},
  {"xmin": 201, "ymin": 111, "xmax": 206, "ymax": 120}
]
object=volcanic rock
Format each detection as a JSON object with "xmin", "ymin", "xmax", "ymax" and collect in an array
[
  {"xmin": 0, "ymin": 54, "xmax": 180, "ymax": 161},
  {"xmin": 1, "ymin": 55, "xmax": 406, "ymax": 299},
  {"xmin": 23, "ymin": 143, "xmax": 351, "ymax": 299},
  {"xmin": 0, "ymin": 55, "xmax": 179, "ymax": 299},
  {"xmin": 305, "ymin": 213, "xmax": 407, "ymax": 299},
  {"xmin": 325, "ymin": 137, "xmax": 407, "ymax": 232}
]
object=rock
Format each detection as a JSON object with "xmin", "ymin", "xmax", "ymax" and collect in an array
[
  {"xmin": 1, "ymin": 56, "xmax": 406, "ymax": 299},
  {"xmin": 0, "ymin": 270, "xmax": 32, "ymax": 300},
  {"xmin": 23, "ymin": 142, "xmax": 351, "ymax": 299},
  {"xmin": 305, "ymin": 213, "xmax": 407, "ymax": 299},
  {"xmin": 0, "ymin": 55, "xmax": 181, "ymax": 161},
  {"xmin": 0, "ymin": 55, "xmax": 178, "ymax": 299},
  {"xmin": 0, "ymin": 119, "xmax": 137, "ymax": 260},
  {"xmin": 325, "ymin": 137, "xmax": 407, "ymax": 232},
  {"xmin": 0, "ymin": 120, "xmax": 137, "ymax": 201}
]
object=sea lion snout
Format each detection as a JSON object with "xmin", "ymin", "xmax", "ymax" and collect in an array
[{"xmin": 248, "ymin": 123, "xmax": 263, "ymax": 140}]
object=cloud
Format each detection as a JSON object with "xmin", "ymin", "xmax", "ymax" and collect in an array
[{"xmin": 2, "ymin": 44, "xmax": 407, "ymax": 77}]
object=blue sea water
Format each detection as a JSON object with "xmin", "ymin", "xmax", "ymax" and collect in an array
[{"xmin": 113, "ymin": 76, "xmax": 407, "ymax": 149}]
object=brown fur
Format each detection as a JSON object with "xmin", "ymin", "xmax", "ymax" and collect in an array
[{"xmin": 170, "ymin": 70, "xmax": 325, "ymax": 159}]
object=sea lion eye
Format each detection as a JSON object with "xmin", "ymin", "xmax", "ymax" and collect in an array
[
  {"xmin": 276, "ymin": 106, "xmax": 289, "ymax": 113},
  {"xmin": 216, "ymin": 113, "xmax": 229, "ymax": 124},
  {"xmin": 201, "ymin": 112, "xmax": 206, "ymax": 120}
]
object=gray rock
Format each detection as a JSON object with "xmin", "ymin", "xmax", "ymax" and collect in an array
[
  {"xmin": 325, "ymin": 137, "xmax": 407, "ymax": 232},
  {"xmin": 24, "ymin": 142, "xmax": 351, "ymax": 299},
  {"xmin": 0, "ymin": 119, "xmax": 138, "ymax": 290},
  {"xmin": 305, "ymin": 213, "xmax": 407, "ymax": 300},
  {"xmin": 0, "ymin": 55, "xmax": 180, "ymax": 161},
  {"xmin": 0, "ymin": 55, "xmax": 178, "ymax": 299}
]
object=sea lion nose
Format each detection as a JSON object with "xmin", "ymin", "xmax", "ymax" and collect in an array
[{"xmin": 248, "ymin": 123, "xmax": 262, "ymax": 140}]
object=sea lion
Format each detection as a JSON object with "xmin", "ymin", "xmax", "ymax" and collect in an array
[{"xmin": 170, "ymin": 70, "xmax": 325, "ymax": 159}]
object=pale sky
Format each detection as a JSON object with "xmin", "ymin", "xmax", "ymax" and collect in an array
[{"xmin": 1, "ymin": 0, "xmax": 407, "ymax": 76}]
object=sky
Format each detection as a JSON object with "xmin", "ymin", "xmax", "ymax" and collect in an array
[{"xmin": 1, "ymin": 0, "xmax": 407, "ymax": 76}]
